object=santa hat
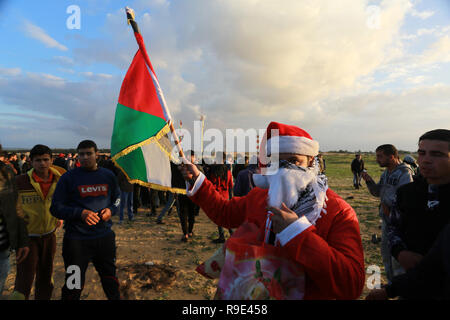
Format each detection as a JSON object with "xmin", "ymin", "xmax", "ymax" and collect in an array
[{"xmin": 265, "ymin": 122, "xmax": 319, "ymax": 157}]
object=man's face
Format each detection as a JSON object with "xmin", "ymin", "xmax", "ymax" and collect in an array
[
  {"xmin": 375, "ymin": 150, "xmax": 392, "ymax": 167},
  {"xmin": 278, "ymin": 153, "xmax": 313, "ymax": 167},
  {"xmin": 77, "ymin": 147, "xmax": 98, "ymax": 170},
  {"xmin": 190, "ymin": 154, "xmax": 196, "ymax": 164},
  {"xmin": 418, "ymin": 139, "xmax": 450, "ymax": 184},
  {"xmin": 31, "ymin": 154, "xmax": 52, "ymax": 175}
]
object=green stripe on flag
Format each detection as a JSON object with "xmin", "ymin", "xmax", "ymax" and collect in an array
[
  {"xmin": 111, "ymin": 103, "xmax": 167, "ymax": 156},
  {"xmin": 115, "ymin": 147, "xmax": 148, "ymax": 182}
]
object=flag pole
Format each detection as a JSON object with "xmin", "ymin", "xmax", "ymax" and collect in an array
[
  {"xmin": 200, "ymin": 114, "xmax": 205, "ymax": 156},
  {"xmin": 125, "ymin": 7, "xmax": 185, "ymax": 160}
]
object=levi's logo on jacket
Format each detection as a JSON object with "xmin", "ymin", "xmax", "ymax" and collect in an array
[{"xmin": 78, "ymin": 184, "xmax": 108, "ymax": 197}]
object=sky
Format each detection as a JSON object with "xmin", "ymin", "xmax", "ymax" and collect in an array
[{"xmin": 0, "ymin": 0, "xmax": 449, "ymax": 152}]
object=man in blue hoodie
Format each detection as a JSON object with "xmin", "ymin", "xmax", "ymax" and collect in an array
[{"xmin": 51, "ymin": 140, "xmax": 121, "ymax": 300}]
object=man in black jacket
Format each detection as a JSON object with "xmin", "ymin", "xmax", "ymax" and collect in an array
[
  {"xmin": 351, "ymin": 154, "xmax": 364, "ymax": 189},
  {"xmin": 367, "ymin": 222, "xmax": 450, "ymax": 300},
  {"xmin": 385, "ymin": 129, "xmax": 450, "ymax": 283}
]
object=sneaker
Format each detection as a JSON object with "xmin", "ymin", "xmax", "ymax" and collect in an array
[
  {"xmin": 181, "ymin": 234, "xmax": 188, "ymax": 242},
  {"xmin": 188, "ymin": 232, "xmax": 194, "ymax": 238},
  {"xmin": 371, "ymin": 234, "xmax": 382, "ymax": 244},
  {"xmin": 212, "ymin": 238, "xmax": 225, "ymax": 244}
]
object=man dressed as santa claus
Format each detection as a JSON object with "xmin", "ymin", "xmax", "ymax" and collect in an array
[{"xmin": 180, "ymin": 122, "xmax": 365, "ymax": 300}]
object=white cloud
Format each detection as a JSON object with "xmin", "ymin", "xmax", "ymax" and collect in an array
[
  {"xmin": 314, "ymin": 84, "xmax": 450, "ymax": 151},
  {"xmin": 72, "ymin": 0, "xmax": 412, "ymax": 121},
  {"xmin": 2, "ymin": 0, "xmax": 448, "ymax": 151},
  {"xmin": 410, "ymin": 9, "xmax": 435, "ymax": 20},
  {"xmin": 0, "ymin": 71, "xmax": 121, "ymax": 148},
  {"xmin": 153, "ymin": 0, "xmax": 413, "ymax": 131},
  {"xmin": 58, "ymin": 68, "xmax": 75, "ymax": 74},
  {"xmin": 23, "ymin": 20, "xmax": 68, "ymax": 51},
  {"xmin": 52, "ymin": 56, "xmax": 75, "ymax": 67},
  {"xmin": 421, "ymin": 35, "xmax": 450, "ymax": 65},
  {"xmin": 406, "ymin": 75, "xmax": 426, "ymax": 84},
  {"xmin": 80, "ymin": 71, "xmax": 113, "ymax": 79},
  {"xmin": 0, "ymin": 67, "xmax": 21, "ymax": 77}
]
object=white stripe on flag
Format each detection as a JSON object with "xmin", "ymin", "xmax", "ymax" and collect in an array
[
  {"xmin": 141, "ymin": 142, "xmax": 172, "ymax": 187},
  {"xmin": 146, "ymin": 63, "xmax": 172, "ymax": 122}
]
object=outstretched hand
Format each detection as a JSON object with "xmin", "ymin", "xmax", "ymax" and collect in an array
[
  {"xmin": 178, "ymin": 157, "xmax": 200, "ymax": 184},
  {"xmin": 361, "ymin": 171, "xmax": 372, "ymax": 182}
]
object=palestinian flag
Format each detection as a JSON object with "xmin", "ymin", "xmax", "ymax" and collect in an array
[{"xmin": 111, "ymin": 30, "xmax": 185, "ymax": 194}]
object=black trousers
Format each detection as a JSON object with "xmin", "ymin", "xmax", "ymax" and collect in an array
[
  {"xmin": 61, "ymin": 231, "xmax": 120, "ymax": 300},
  {"xmin": 133, "ymin": 184, "xmax": 141, "ymax": 213},
  {"xmin": 177, "ymin": 195, "xmax": 196, "ymax": 235}
]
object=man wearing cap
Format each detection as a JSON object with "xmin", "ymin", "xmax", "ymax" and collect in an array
[{"xmin": 180, "ymin": 122, "xmax": 365, "ymax": 300}]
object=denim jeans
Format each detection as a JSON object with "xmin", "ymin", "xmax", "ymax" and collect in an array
[
  {"xmin": 157, "ymin": 192, "xmax": 176, "ymax": 222},
  {"xmin": 119, "ymin": 191, "xmax": 134, "ymax": 221},
  {"xmin": 353, "ymin": 171, "xmax": 362, "ymax": 188},
  {"xmin": 380, "ymin": 219, "xmax": 405, "ymax": 283},
  {"xmin": 0, "ymin": 249, "xmax": 10, "ymax": 296}
]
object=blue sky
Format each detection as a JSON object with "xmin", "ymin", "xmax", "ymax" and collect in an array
[{"xmin": 0, "ymin": 0, "xmax": 449, "ymax": 152}]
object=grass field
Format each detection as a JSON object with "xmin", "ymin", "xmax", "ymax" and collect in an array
[{"xmin": 2, "ymin": 152, "xmax": 401, "ymax": 300}]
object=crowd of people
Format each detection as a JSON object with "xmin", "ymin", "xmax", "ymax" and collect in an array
[{"xmin": 0, "ymin": 123, "xmax": 449, "ymax": 300}]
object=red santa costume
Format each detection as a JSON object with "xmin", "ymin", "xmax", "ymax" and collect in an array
[{"xmin": 188, "ymin": 122, "xmax": 365, "ymax": 300}]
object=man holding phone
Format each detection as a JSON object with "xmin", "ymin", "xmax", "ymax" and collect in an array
[{"xmin": 50, "ymin": 140, "xmax": 121, "ymax": 300}]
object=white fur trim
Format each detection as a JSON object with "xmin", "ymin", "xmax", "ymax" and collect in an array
[
  {"xmin": 186, "ymin": 172, "xmax": 206, "ymax": 197},
  {"xmin": 267, "ymin": 136, "xmax": 319, "ymax": 157},
  {"xmin": 276, "ymin": 215, "xmax": 312, "ymax": 246}
]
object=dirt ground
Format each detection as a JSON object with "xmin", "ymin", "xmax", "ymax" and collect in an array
[{"xmin": 3, "ymin": 206, "xmax": 223, "ymax": 300}]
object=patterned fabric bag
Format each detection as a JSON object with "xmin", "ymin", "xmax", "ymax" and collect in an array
[{"xmin": 214, "ymin": 222, "xmax": 305, "ymax": 300}]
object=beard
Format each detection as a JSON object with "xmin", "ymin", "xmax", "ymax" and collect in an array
[{"xmin": 253, "ymin": 165, "xmax": 317, "ymax": 210}]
